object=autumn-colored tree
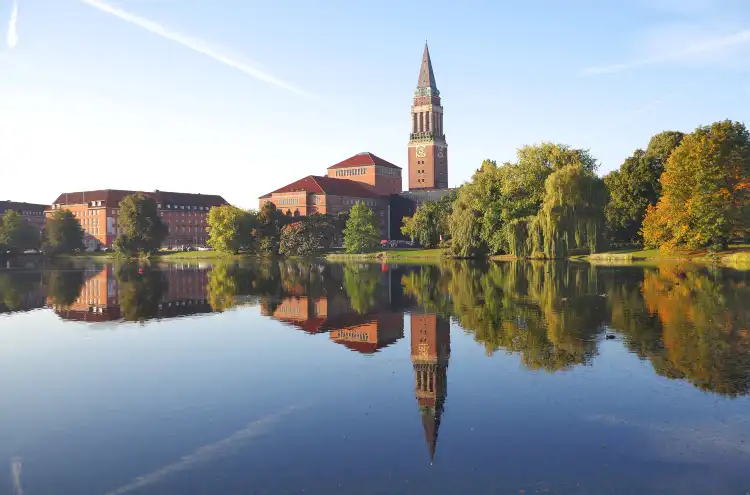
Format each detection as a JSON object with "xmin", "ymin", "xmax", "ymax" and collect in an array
[{"xmin": 642, "ymin": 120, "xmax": 750, "ymax": 251}]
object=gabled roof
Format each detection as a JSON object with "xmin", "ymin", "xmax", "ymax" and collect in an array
[
  {"xmin": 260, "ymin": 175, "xmax": 383, "ymax": 199},
  {"xmin": 327, "ymin": 152, "xmax": 401, "ymax": 170},
  {"xmin": 417, "ymin": 42, "xmax": 438, "ymax": 91}
]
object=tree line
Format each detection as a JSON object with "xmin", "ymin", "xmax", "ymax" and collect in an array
[{"xmin": 401, "ymin": 119, "xmax": 750, "ymax": 257}]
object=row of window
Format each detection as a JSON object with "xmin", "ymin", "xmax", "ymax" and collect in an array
[
  {"xmin": 161, "ymin": 204, "xmax": 212, "ymax": 211},
  {"xmin": 341, "ymin": 198, "xmax": 377, "ymax": 207},
  {"xmin": 376, "ymin": 166, "xmax": 401, "ymax": 177},
  {"xmin": 278, "ymin": 198, "xmax": 299, "ymax": 205},
  {"xmin": 335, "ymin": 168, "xmax": 367, "ymax": 177}
]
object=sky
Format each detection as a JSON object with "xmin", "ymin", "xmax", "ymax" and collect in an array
[{"xmin": 1, "ymin": 0, "xmax": 749, "ymax": 209}]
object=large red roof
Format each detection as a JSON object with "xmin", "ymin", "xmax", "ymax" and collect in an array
[
  {"xmin": 260, "ymin": 175, "xmax": 382, "ymax": 199},
  {"xmin": 327, "ymin": 152, "xmax": 401, "ymax": 170}
]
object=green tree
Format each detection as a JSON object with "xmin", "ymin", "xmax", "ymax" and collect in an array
[
  {"xmin": 449, "ymin": 144, "xmax": 599, "ymax": 257},
  {"xmin": 401, "ymin": 192, "xmax": 455, "ymax": 248},
  {"xmin": 207, "ymin": 205, "xmax": 256, "ymax": 254},
  {"xmin": 642, "ymin": 120, "xmax": 750, "ymax": 251},
  {"xmin": 605, "ymin": 131, "xmax": 684, "ymax": 242},
  {"xmin": 43, "ymin": 210, "xmax": 85, "ymax": 255},
  {"xmin": 256, "ymin": 202, "xmax": 288, "ymax": 255},
  {"xmin": 279, "ymin": 213, "xmax": 338, "ymax": 257},
  {"xmin": 44, "ymin": 268, "xmax": 85, "ymax": 307},
  {"xmin": 538, "ymin": 164, "xmax": 609, "ymax": 258},
  {"xmin": 344, "ymin": 202, "xmax": 380, "ymax": 254},
  {"xmin": 113, "ymin": 194, "xmax": 168, "ymax": 256},
  {"xmin": 0, "ymin": 210, "xmax": 40, "ymax": 254}
]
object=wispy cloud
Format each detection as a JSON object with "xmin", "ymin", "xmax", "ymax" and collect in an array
[
  {"xmin": 79, "ymin": 0, "xmax": 312, "ymax": 99},
  {"xmin": 11, "ymin": 457, "xmax": 23, "ymax": 495},
  {"xmin": 584, "ymin": 28, "xmax": 750, "ymax": 75},
  {"xmin": 6, "ymin": 0, "xmax": 18, "ymax": 49}
]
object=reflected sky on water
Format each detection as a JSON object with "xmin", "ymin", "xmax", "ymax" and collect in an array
[{"xmin": 1, "ymin": 260, "xmax": 749, "ymax": 494}]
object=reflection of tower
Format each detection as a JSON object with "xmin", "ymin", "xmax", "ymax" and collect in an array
[{"xmin": 410, "ymin": 313, "xmax": 450, "ymax": 462}]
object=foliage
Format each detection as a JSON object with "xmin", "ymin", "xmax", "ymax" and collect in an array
[
  {"xmin": 279, "ymin": 213, "xmax": 341, "ymax": 257},
  {"xmin": 256, "ymin": 202, "xmax": 289, "ymax": 256},
  {"xmin": 537, "ymin": 164, "xmax": 609, "ymax": 258},
  {"xmin": 642, "ymin": 120, "xmax": 750, "ymax": 251},
  {"xmin": 344, "ymin": 202, "xmax": 380, "ymax": 254},
  {"xmin": 207, "ymin": 205, "xmax": 257, "ymax": 254},
  {"xmin": 342, "ymin": 263, "xmax": 381, "ymax": 313},
  {"xmin": 0, "ymin": 210, "xmax": 40, "ymax": 254},
  {"xmin": 605, "ymin": 131, "xmax": 684, "ymax": 242},
  {"xmin": 449, "ymin": 144, "xmax": 598, "ymax": 257},
  {"xmin": 43, "ymin": 210, "xmax": 85, "ymax": 255},
  {"xmin": 401, "ymin": 192, "xmax": 455, "ymax": 248},
  {"xmin": 113, "ymin": 194, "xmax": 168, "ymax": 256}
]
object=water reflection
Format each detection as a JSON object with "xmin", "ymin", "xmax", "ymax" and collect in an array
[{"xmin": 1, "ymin": 260, "xmax": 749, "ymax": 399}]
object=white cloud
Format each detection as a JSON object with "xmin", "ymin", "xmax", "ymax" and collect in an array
[
  {"xmin": 6, "ymin": 0, "xmax": 18, "ymax": 49},
  {"xmin": 583, "ymin": 27, "xmax": 750, "ymax": 74},
  {"xmin": 78, "ymin": 0, "xmax": 313, "ymax": 99}
]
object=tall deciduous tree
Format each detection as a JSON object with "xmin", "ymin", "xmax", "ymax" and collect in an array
[
  {"xmin": 401, "ymin": 192, "xmax": 455, "ymax": 248},
  {"xmin": 207, "ymin": 205, "xmax": 256, "ymax": 254},
  {"xmin": 538, "ymin": 164, "xmax": 608, "ymax": 258},
  {"xmin": 0, "ymin": 210, "xmax": 40, "ymax": 254},
  {"xmin": 642, "ymin": 120, "xmax": 750, "ymax": 251},
  {"xmin": 43, "ymin": 210, "xmax": 85, "ymax": 255},
  {"xmin": 605, "ymin": 131, "xmax": 684, "ymax": 242},
  {"xmin": 113, "ymin": 194, "xmax": 168, "ymax": 256},
  {"xmin": 344, "ymin": 202, "xmax": 380, "ymax": 254}
]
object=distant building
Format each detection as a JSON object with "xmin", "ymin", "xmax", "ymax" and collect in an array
[
  {"xmin": 259, "ymin": 153, "xmax": 399, "ymax": 238},
  {"xmin": 0, "ymin": 200, "xmax": 46, "ymax": 234},
  {"xmin": 47, "ymin": 189, "xmax": 228, "ymax": 250}
]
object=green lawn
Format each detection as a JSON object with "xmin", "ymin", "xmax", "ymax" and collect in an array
[
  {"xmin": 586, "ymin": 244, "xmax": 750, "ymax": 265},
  {"xmin": 324, "ymin": 247, "xmax": 446, "ymax": 261}
]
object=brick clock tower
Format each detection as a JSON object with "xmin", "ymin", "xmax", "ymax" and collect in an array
[{"xmin": 408, "ymin": 43, "xmax": 448, "ymax": 191}]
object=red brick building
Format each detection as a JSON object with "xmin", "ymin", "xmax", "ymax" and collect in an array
[
  {"xmin": 0, "ymin": 201, "xmax": 46, "ymax": 234},
  {"xmin": 259, "ymin": 152, "xmax": 400, "ymax": 238},
  {"xmin": 47, "ymin": 189, "xmax": 227, "ymax": 250}
]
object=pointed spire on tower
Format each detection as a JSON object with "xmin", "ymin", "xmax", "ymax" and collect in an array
[
  {"xmin": 420, "ymin": 402, "xmax": 444, "ymax": 462},
  {"xmin": 417, "ymin": 41, "xmax": 438, "ymax": 91}
]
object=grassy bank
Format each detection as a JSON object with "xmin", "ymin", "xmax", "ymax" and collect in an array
[
  {"xmin": 585, "ymin": 244, "xmax": 750, "ymax": 266},
  {"xmin": 325, "ymin": 248, "xmax": 446, "ymax": 262}
]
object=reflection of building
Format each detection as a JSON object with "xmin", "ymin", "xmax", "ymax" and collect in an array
[
  {"xmin": 51, "ymin": 265, "xmax": 212, "ymax": 321},
  {"xmin": 411, "ymin": 313, "xmax": 450, "ymax": 461},
  {"xmin": 262, "ymin": 295, "xmax": 405, "ymax": 354},
  {"xmin": 329, "ymin": 311, "xmax": 404, "ymax": 354},
  {"xmin": 47, "ymin": 190, "xmax": 227, "ymax": 250}
]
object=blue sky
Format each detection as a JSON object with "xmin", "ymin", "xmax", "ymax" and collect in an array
[{"xmin": 1, "ymin": 0, "xmax": 749, "ymax": 208}]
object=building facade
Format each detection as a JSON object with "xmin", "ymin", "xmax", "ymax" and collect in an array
[
  {"xmin": 408, "ymin": 43, "xmax": 448, "ymax": 191},
  {"xmin": 0, "ymin": 201, "xmax": 46, "ymax": 234},
  {"xmin": 47, "ymin": 190, "xmax": 227, "ymax": 250},
  {"xmin": 259, "ymin": 153, "xmax": 400, "ymax": 238}
]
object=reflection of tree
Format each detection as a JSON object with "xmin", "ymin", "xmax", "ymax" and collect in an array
[
  {"xmin": 402, "ymin": 261, "xmax": 606, "ymax": 371},
  {"xmin": 44, "ymin": 269, "xmax": 85, "ymax": 308},
  {"xmin": 343, "ymin": 264, "xmax": 382, "ymax": 314},
  {"xmin": 116, "ymin": 264, "xmax": 168, "ymax": 322},
  {"xmin": 0, "ymin": 272, "xmax": 40, "ymax": 311},
  {"xmin": 207, "ymin": 264, "xmax": 238, "ymax": 312},
  {"xmin": 632, "ymin": 265, "xmax": 750, "ymax": 396}
]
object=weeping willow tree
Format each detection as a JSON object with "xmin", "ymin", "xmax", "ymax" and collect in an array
[{"xmin": 537, "ymin": 165, "xmax": 609, "ymax": 258}]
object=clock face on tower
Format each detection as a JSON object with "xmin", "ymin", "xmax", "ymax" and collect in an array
[{"xmin": 416, "ymin": 146, "xmax": 426, "ymax": 158}]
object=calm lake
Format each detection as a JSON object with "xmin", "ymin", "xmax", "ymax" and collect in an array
[{"xmin": 1, "ymin": 260, "xmax": 749, "ymax": 495}]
